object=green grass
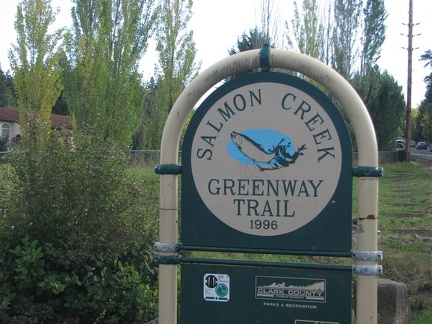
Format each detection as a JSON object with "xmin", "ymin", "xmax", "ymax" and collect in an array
[
  {"xmin": 374, "ymin": 162, "xmax": 432, "ymax": 231},
  {"xmin": 377, "ymin": 162, "xmax": 432, "ymax": 322},
  {"xmin": 411, "ymin": 308, "xmax": 432, "ymax": 324},
  {"xmin": 2, "ymin": 161, "xmax": 431, "ymax": 321},
  {"xmin": 190, "ymin": 162, "xmax": 432, "ymax": 321}
]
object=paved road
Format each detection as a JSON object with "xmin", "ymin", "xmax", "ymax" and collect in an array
[{"xmin": 411, "ymin": 148, "xmax": 432, "ymax": 165}]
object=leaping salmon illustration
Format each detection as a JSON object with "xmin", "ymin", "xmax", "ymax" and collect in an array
[
  {"xmin": 230, "ymin": 130, "xmax": 307, "ymax": 171},
  {"xmin": 230, "ymin": 131, "xmax": 274, "ymax": 163}
]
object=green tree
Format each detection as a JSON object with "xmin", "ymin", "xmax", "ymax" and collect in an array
[
  {"xmin": 360, "ymin": 0, "xmax": 387, "ymax": 75},
  {"xmin": 134, "ymin": 77, "xmax": 164, "ymax": 150},
  {"xmin": 8, "ymin": 0, "xmax": 64, "ymax": 151},
  {"xmin": 229, "ymin": 27, "xmax": 273, "ymax": 55},
  {"xmin": 0, "ymin": 65, "xmax": 17, "ymax": 107},
  {"xmin": 415, "ymin": 50, "xmax": 432, "ymax": 140},
  {"xmin": 420, "ymin": 111, "xmax": 432, "ymax": 142},
  {"xmin": 411, "ymin": 108, "xmax": 422, "ymax": 142},
  {"xmin": 332, "ymin": 0, "xmax": 362, "ymax": 79},
  {"xmin": 143, "ymin": 0, "xmax": 199, "ymax": 150},
  {"xmin": 51, "ymin": 55, "xmax": 69, "ymax": 116},
  {"xmin": 155, "ymin": 0, "xmax": 200, "ymax": 112},
  {"xmin": 285, "ymin": 0, "xmax": 324, "ymax": 60},
  {"xmin": 352, "ymin": 68, "xmax": 406, "ymax": 150},
  {"xmin": 64, "ymin": 0, "xmax": 157, "ymax": 148},
  {"xmin": 420, "ymin": 49, "xmax": 432, "ymax": 101},
  {"xmin": 259, "ymin": 0, "xmax": 281, "ymax": 48},
  {"xmin": 416, "ymin": 100, "xmax": 432, "ymax": 142}
]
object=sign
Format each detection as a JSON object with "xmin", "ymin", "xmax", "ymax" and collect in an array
[
  {"xmin": 203, "ymin": 273, "xmax": 230, "ymax": 302},
  {"xmin": 181, "ymin": 264, "xmax": 352, "ymax": 323},
  {"xmin": 181, "ymin": 72, "xmax": 353, "ymax": 252}
]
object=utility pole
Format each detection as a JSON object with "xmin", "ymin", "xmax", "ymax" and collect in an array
[
  {"xmin": 402, "ymin": 0, "xmax": 420, "ymax": 161},
  {"xmin": 405, "ymin": 0, "xmax": 414, "ymax": 161}
]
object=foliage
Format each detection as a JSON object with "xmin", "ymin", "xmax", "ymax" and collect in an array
[
  {"xmin": 228, "ymin": 27, "xmax": 273, "ymax": 79},
  {"xmin": 421, "ymin": 50, "xmax": 432, "ymax": 102},
  {"xmin": 416, "ymin": 50, "xmax": 432, "ymax": 142},
  {"xmin": 416, "ymin": 101, "xmax": 432, "ymax": 142},
  {"xmin": 8, "ymin": 0, "xmax": 64, "ymax": 152},
  {"xmin": 259, "ymin": 0, "xmax": 281, "ymax": 48},
  {"xmin": 352, "ymin": 68, "xmax": 406, "ymax": 150},
  {"xmin": 140, "ymin": 0, "xmax": 200, "ymax": 150},
  {"xmin": 0, "ymin": 136, "xmax": 8, "ymax": 152},
  {"xmin": 285, "ymin": 0, "xmax": 324, "ymax": 60},
  {"xmin": 411, "ymin": 307, "xmax": 432, "ymax": 324},
  {"xmin": 376, "ymin": 163, "xmax": 432, "ymax": 314},
  {"xmin": 136, "ymin": 77, "xmax": 168, "ymax": 150},
  {"xmin": 229, "ymin": 27, "xmax": 273, "ymax": 55},
  {"xmin": 0, "ymin": 65, "xmax": 17, "ymax": 107},
  {"xmin": 155, "ymin": 0, "xmax": 200, "ymax": 108},
  {"xmin": 360, "ymin": 0, "xmax": 387, "ymax": 75},
  {"xmin": 5, "ymin": 135, "xmax": 149, "ymax": 257},
  {"xmin": 0, "ymin": 134, "xmax": 159, "ymax": 322},
  {"xmin": 420, "ymin": 111, "xmax": 432, "ymax": 142},
  {"xmin": 332, "ymin": 0, "xmax": 362, "ymax": 79},
  {"xmin": 0, "ymin": 235, "xmax": 158, "ymax": 323},
  {"xmin": 411, "ymin": 108, "xmax": 422, "ymax": 142},
  {"xmin": 64, "ymin": 0, "xmax": 157, "ymax": 149}
]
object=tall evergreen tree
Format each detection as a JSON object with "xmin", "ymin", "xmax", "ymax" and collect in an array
[
  {"xmin": 420, "ymin": 50, "xmax": 432, "ymax": 102},
  {"xmin": 0, "ymin": 65, "xmax": 17, "ymax": 107},
  {"xmin": 416, "ymin": 50, "xmax": 432, "ymax": 142},
  {"xmin": 229, "ymin": 27, "xmax": 272, "ymax": 55},
  {"xmin": 352, "ymin": 68, "xmax": 406, "ymax": 150}
]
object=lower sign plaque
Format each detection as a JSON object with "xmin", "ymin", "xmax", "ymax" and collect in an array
[{"xmin": 181, "ymin": 264, "xmax": 351, "ymax": 324}]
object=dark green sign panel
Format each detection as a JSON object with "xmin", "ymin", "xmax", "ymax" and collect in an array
[
  {"xmin": 181, "ymin": 263, "xmax": 352, "ymax": 323},
  {"xmin": 181, "ymin": 72, "xmax": 353, "ymax": 252}
]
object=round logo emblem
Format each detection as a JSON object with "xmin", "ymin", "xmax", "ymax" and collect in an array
[{"xmin": 189, "ymin": 79, "xmax": 343, "ymax": 237}]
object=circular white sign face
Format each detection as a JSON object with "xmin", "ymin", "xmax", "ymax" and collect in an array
[{"xmin": 190, "ymin": 81, "xmax": 342, "ymax": 236}]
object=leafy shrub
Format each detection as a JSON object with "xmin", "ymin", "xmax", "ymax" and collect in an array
[
  {"xmin": 0, "ymin": 133, "xmax": 159, "ymax": 322},
  {"xmin": 0, "ymin": 136, "xmax": 8, "ymax": 152},
  {"xmin": 0, "ymin": 236, "xmax": 158, "ymax": 323}
]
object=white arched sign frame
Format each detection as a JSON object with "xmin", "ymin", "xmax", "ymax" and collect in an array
[{"xmin": 158, "ymin": 49, "xmax": 379, "ymax": 324}]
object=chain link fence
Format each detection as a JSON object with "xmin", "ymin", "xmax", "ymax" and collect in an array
[
  {"xmin": 2, "ymin": 150, "xmax": 401, "ymax": 167},
  {"xmin": 128, "ymin": 150, "xmax": 182, "ymax": 168},
  {"xmin": 352, "ymin": 151, "xmax": 402, "ymax": 166}
]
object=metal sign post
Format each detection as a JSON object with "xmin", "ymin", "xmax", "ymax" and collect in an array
[{"xmin": 156, "ymin": 48, "xmax": 381, "ymax": 323}]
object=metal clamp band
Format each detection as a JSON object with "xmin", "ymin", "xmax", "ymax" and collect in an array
[
  {"xmin": 155, "ymin": 255, "xmax": 179, "ymax": 265},
  {"xmin": 352, "ymin": 166, "xmax": 383, "ymax": 177},
  {"xmin": 154, "ymin": 164, "xmax": 182, "ymax": 175},
  {"xmin": 352, "ymin": 250, "xmax": 383, "ymax": 262},
  {"xmin": 154, "ymin": 242, "xmax": 179, "ymax": 253},
  {"xmin": 259, "ymin": 44, "xmax": 270, "ymax": 72},
  {"xmin": 352, "ymin": 265, "xmax": 383, "ymax": 276}
]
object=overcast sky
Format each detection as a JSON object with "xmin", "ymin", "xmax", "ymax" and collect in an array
[{"xmin": 0, "ymin": 0, "xmax": 430, "ymax": 107}]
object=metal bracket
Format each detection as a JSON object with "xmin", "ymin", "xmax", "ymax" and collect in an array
[
  {"xmin": 259, "ymin": 44, "xmax": 270, "ymax": 72},
  {"xmin": 155, "ymin": 255, "xmax": 180, "ymax": 265},
  {"xmin": 352, "ymin": 265, "xmax": 383, "ymax": 276},
  {"xmin": 352, "ymin": 250, "xmax": 383, "ymax": 262},
  {"xmin": 352, "ymin": 166, "xmax": 383, "ymax": 177},
  {"xmin": 154, "ymin": 164, "xmax": 182, "ymax": 175},
  {"xmin": 154, "ymin": 242, "xmax": 179, "ymax": 253}
]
